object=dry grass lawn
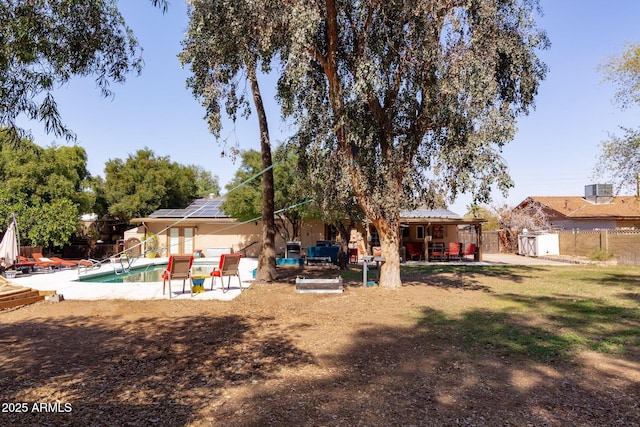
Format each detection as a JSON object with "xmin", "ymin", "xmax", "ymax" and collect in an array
[{"xmin": 1, "ymin": 264, "xmax": 639, "ymax": 426}]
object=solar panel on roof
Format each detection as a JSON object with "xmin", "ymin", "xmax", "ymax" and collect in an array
[{"xmin": 148, "ymin": 198, "xmax": 229, "ymax": 218}]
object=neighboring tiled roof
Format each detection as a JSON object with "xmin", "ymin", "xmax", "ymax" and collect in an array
[
  {"xmin": 524, "ymin": 196, "xmax": 640, "ymax": 219},
  {"xmin": 149, "ymin": 197, "xmax": 228, "ymax": 219},
  {"xmin": 400, "ymin": 209, "xmax": 462, "ymax": 219}
]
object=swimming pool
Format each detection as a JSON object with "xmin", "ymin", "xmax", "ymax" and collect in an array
[{"xmin": 77, "ymin": 263, "xmax": 215, "ymax": 283}]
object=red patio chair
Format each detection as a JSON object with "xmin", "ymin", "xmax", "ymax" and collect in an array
[
  {"xmin": 210, "ymin": 253, "xmax": 243, "ymax": 292},
  {"xmin": 31, "ymin": 253, "xmax": 63, "ymax": 269},
  {"xmin": 460, "ymin": 243, "xmax": 476, "ymax": 261},
  {"xmin": 405, "ymin": 242, "xmax": 423, "ymax": 261},
  {"xmin": 445, "ymin": 242, "xmax": 461, "ymax": 261},
  {"xmin": 162, "ymin": 255, "xmax": 194, "ymax": 298},
  {"xmin": 429, "ymin": 242, "xmax": 446, "ymax": 261}
]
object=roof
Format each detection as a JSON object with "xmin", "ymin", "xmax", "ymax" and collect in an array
[
  {"xmin": 521, "ymin": 196, "xmax": 640, "ymax": 219},
  {"xmin": 400, "ymin": 208, "xmax": 486, "ymax": 225},
  {"xmin": 131, "ymin": 197, "xmax": 231, "ymax": 223},
  {"xmin": 150, "ymin": 197, "xmax": 228, "ymax": 218},
  {"xmin": 134, "ymin": 199, "xmax": 484, "ymax": 225},
  {"xmin": 400, "ymin": 209, "xmax": 461, "ymax": 219}
]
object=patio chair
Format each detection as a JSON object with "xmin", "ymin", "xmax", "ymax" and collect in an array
[
  {"xmin": 210, "ymin": 253, "xmax": 242, "ymax": 292},
  {"xmin": 31, "ymin": 253, "xmax": 64, "ymax": 269},
  {"xmin": 16, "ymin": 256, "xmax": 37, "ymax": 271},
  {"xmin": 429, "ymin": 242, "xmax": 446, "ymax": 261},
  {"xmin": 445, "ymin": 242, "xmax": 461, "ymax": 261},
  {"xmin": 45, "ymin": 256, "xmax": 95, "ymax": 268},
  {"xmin": 162, "ymin": 255, "xmax": 194, "ymax": 298},
  {"xmin": 460, "ymin": 243, "xmax": 477, "ymax": 261},
  {"xmin": 405, "ymin": 242, "xmax": 423, "ymax": 261}
]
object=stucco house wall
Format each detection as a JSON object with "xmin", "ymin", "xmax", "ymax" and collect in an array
[{"xmin": 125, "ymin": 219, "xmax": 329, "ymax": 258}]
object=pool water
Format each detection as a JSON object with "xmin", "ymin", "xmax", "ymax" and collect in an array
[{"xmin": 78, "ymin": 264, "xmax": 215, "ymax": 284}]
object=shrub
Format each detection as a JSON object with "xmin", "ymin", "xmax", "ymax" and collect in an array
[{"xmin": 588, "ymin": 249, "xmax": 615, "ymax": 261}]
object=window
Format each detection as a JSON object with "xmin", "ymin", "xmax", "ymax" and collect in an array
[
  {"xmin": 169, "ymin": 228, "xmax": 180, "ymax": 255},
  {"xmin": 416, "ymin": 225, "xmax": 425, "ymax": 240},
  {"xmin": 184, "ymin": 228, "xmax": 194, "ymax": 255},
  {"xmin": 168, "ymin": 227, "xmax": 195, "ymax": 255}
]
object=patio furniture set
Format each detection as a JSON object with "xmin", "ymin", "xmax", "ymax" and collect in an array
[
  {"xmin": 162, "ymin": 253, "xmax": 242, "ymax": 299},
  {"xmin": 12, "ymin": 253, "xmax": 98, "ymax": 275},
  {"xmin": 406, "ymin": 242, "xmax": 477, "ymax": 262}
]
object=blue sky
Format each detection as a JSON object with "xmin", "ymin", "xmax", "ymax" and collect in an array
[{"xmin": 18, "ymin": 1, "xmax": 640, "ymax": 215}]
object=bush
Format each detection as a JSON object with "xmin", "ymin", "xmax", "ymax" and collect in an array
[{"xmin": 588, "ymin": 249, "xmax": 615, "ymax": 261}]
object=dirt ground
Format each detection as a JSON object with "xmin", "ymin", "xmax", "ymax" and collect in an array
[{"xmin": 1, "ymin": 265, "xmax": 638, "ymax": 426}]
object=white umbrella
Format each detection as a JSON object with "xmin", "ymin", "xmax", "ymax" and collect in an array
[{"xmin": 0, "ymin": 215, "xmax": 19, "ymax": 267}]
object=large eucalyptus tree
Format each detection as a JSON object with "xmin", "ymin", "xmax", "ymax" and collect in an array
[
  {"xmin": 180, "ymin": 0, "xmax": 288, "ymax": 281},
  {"xmin": 280, "ymin": 0, "xmax": 548, "ymax": 288}
]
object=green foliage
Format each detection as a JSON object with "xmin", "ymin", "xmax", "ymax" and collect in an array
[
  {"xmin": 223, "ymin": 146, "xmax": 311, "ymax": 238},
  {"xmin": 21, "ymin": 199, "xmax": 79, "ymax": 247},
  {"xmin": 588, "ymin": 249, "xmax": 615, "ymax": 262},
  {"xmin": 599, "ymin": 43, "xmax": 640, "ymax": 109},
  {"xmin": 594, "ymin": 127, "xmax": 640, "ymax": 196},
  {"xmin": 596, "ymin": 43, "xmax": 640, "ymax": 195},
  {"xmin": 0, "ymin": 130, "xmax": 91, "ymax": 247},
  {"xmin": 281, "ymin": 0, "xmax": 548, "ymax": 213},
  {"xmin": 0, "ymin": 0, "xmax": 168, "ymax": 141},
  {"xmin": 222, "ymin": 150, "xmax": 262, "ymax": 220},
  {"xmin": 464, "ymin": 205, "xmax": 501, "ymax": 231},
  {"xmin": 189, "ymin": 165, "xmax": 220, "ymax": 198},
  {"xmin": 103, "ymin": 148, "xmax": 198, "ymax": 220},
  {"xmin": 277, "ymin": 1, "xmax": 548, "ymax": 286},
  {"xmin": 180, "ymin": 0, "xmax": 287, "ymax": 139}
]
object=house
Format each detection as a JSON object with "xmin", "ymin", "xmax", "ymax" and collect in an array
[
  {"xmin": 515, "ymin": 184, "xmax": 640, "ymax": 230},
  {"xmin": 127, "ymin": 196, "xmax": 485, "ymax": 261},
  {"xmin": 128, "ymin": 196, "xmax": 329, "ymax": 258}
]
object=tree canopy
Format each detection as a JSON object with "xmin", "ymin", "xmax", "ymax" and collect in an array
[
  {"xmin": 0, "ymin": 0, "xmax": 168, "ymax": 141},
  {"xmin": 464, "ymin": 205, "xmax": 501, "ymax": 231},
  {"xmin": 102, "ymin": 148, "xmax": 198, "ymax": 220},
  {"xmin": 0, "ymin": 129, "xmax": 91, "ymax": 247},
  {"xmin": 596, "ymin": 43, "xmax": 640, "ymax": 195},
  {"xmin": 594, "ymin": 127, "xmax": 640, "ymax": 196},
  {"xmin": 190, "ymin": 165, "xmax": 221, "ymax": 198},
  {"xmin": 180, "ymin": 0, "xmax": 289, "ymax": 281},
  {"xmin": 599, "ymin": 43, "xmax": 640, "ymax": 110},
  {"xmin": 222, "ymin": 146, "xmax": 311, "ymax": 240},
  {"xmin": 277, "ymin": 0, "xmax": 548, "ymax": 287}
]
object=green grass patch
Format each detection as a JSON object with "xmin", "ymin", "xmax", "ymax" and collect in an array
[{"xmin": 408, "ymin": 264, "xmax": 640, "ymax": 362}]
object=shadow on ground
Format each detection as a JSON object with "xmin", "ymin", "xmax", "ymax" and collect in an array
[{"xmin": 1, "ymin": 288, "xmax": 638, "ymax": 426}]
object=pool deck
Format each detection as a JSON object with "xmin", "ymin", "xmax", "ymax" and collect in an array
[
  {"xmin": 6, "ymin": 253, "xmax": 578, "ymax": 302},
  {"xmin": 9, "ymin": 257, "xmax": 258, "ymax": 301}
]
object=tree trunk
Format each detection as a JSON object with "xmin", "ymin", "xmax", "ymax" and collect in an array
[
  {"xmin": 370, "ymin": 215, "xmax": 402, "ymax": 289},
  {"xmin": 248, "ymin": 65, "xmax": 277, "ymax": 281},
  {"xmin": 322, "ymin": 1, "xmax": 402, "ymax": 288}
]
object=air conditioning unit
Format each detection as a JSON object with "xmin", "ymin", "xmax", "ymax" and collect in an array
[{"xmin": 585, "ymin": 184, "xmax": 613, "ymax": 204}]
